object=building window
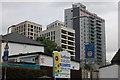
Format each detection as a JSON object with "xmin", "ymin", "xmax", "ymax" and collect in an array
[
  {"xmin": 34, "ymin": 26, "xmax": 36, "ymax": 29},
  {"xmin": 62, "ymin": 45, "xmax": 67, "ymax": 49},
  {"xmin": 30, "ymin": 33, "xmax": 33, "ymax": 35},
  {"xmin": 28, "ymin": 24, "xmax": 30, "ymax": 27},
  {"xmin": 51, "ymin": 36, "xmax": 52, "ymax": 40},
  {"xmin": 49, "ymin": 32, "xmax": 50, "ymax": 36},
  {"xmin": 54, "ymin": 36, "xmax": 55, "ymax": 40},
  {"xmin": 31, "ymin": 25, "xmax": 33, "ymax": 28},
  {"xmin": 39, "ymin": 27, "xmax": 41, "ymax": 30},
  {"xmin": 68, "ymin": 41, "xmax": 74, "ymax": 46},
  {"xmin": 24, "ymin": 24, "xmax": 26, "ymax": 28},
  {"xmin": 61, "ymin": 35, "xmax": 67, "ymax": 39},
  {"xmin": 61, "ymin": 40, "xmax": 67, "ymax": 44},
  {"xmin": 58, "ymin": 23, "xmax": 60, "ymax": 26},
  {"xmin": 54, "ymin": 31, "xmax": 55, "ymax": 35},
  {"xmin": 51, "ymin": 32, "xmax": 53, "ymax": 35},
  {"xmin": 68, "ymin": 46, "xmax": 74, "ymax": 50},
  {"xmin": 68, "ymin": 32, "xmax": 74, "ymax": 36},
  {"xmin": 31, "ymin": 29, "xmax": 33, "ymax": 32},
  {"xmin": 55, "ymin": 23, "xmax": 57, "ymax": 25},
  {"xmin": 61, "ymin": 30, "xmax": 67, "ymax": 34},
  {"xmin": 68, "ymin": 37, "xmax": 74, "ymax": 41}
]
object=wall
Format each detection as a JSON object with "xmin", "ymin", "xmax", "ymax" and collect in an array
[
  {"xmin": 39, "ymin": 54, "xmax": 53, "ymax": 67},
  {"xmin": 71, "ymin": 61, "xmax": 80, "ymax": 70},
  {"xmin": 99, "ymin": 65, "xmax": 119, "ymax": 78},
  {"xmin": 39, "ymin": 54, "xmax": 80, "ymax": 70},
  {"xmin": 8, "ymin": 52, "xmax": 80, "ymax": 70},
  {"xmin": 1, "ymin": 42, "xmax": 44, "ymax": 61}
]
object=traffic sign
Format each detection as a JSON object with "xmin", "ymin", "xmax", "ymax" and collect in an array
[{"xmin": 3, "ymin": 43, "xmax": 9, "ymax": 62}]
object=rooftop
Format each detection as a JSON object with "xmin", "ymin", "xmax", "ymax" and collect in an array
[
  {"xmin": 111, "ymin": 49, "xmax": 120, "ymax": 65},
  {"xmin": 1, "ymin": 32, "xmax": 44, "ymax": 46}
]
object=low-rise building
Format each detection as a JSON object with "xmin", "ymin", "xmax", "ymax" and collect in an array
[
  {"xmin": 8, "ymin": 51, "xmax": 82, "ymax": 79},
  {"xmin": 0, "ymin": 32, "xmax": 44, "ymax": 62},
  {"xmin": 39, "ymin": 20, "xmax": 75, "ymax": 56},
  {"xmin": 99, "ymin": 49, "xmax": 120, "ymax": 79}
]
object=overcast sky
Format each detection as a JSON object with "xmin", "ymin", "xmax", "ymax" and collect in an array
[{"xmin": 0, "ymin": 1, "xmax": 119, "ymax": 62}]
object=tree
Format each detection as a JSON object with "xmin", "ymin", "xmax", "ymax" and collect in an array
[
  {"xmin": 36, "ymin": 37, "xmax": 63, "ymax": 54},
  {"xmin": 84, "ymin": 64, "xmax": 93, "ymax": 70}
]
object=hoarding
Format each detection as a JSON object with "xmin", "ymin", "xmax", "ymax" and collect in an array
[
  {"xmin": 85, "ymin": 44, "xmax": 94, "ymax": 58},
  {"xmin": 53, "ymin": 51, "xmax": 71, "ymax": 78}
]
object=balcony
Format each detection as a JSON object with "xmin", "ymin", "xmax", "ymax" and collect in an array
[
  {"xmin": 96, "ymin": 33, "xmax": 101, "ymax": 36},
  {"xmin": 96, "ymin": 22, "xmax": 101, "ymax": 26},
  {"xmin": 91, "ymin": 31, "xmax": 94, "ymax": 33}
]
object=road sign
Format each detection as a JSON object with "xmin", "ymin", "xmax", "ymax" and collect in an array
[
  {"xmin": 3, "ymin": 51, "xmax": 9, "ymax": 61},
  {"xmin": 53, "ymin": 51, "xmax": 71, "ymax": 78},
  {"xmin": 3, "ymin": 43, "xmax": 9, "ymax": 62}
]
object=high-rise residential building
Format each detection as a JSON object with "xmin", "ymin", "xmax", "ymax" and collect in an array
[
  {"xmin": 11, "ymin": 20, "xmax": 42, "ymax": 40},
  {"xmin": 39, "ymin": 20, "xmax": 75, "ymax": 56},
  {"xmin": 65, "ymin": 3, "xmax": 106, "ymax": 66}
]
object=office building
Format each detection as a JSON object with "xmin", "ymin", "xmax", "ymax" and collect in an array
[
  {"xmin": 39, "ymin": 20, "xmax": 75, "ymax": 56},
  {"xmin": 65, "ymin": 3, "xmax": 106, "ymax": 66},
  {"xmin": 11, "ymin": 20, "xmax": 42, "ymax": 40}
]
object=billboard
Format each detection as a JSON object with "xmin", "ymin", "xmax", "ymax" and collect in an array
[
  {"xmin": 53, "ymin": 51, "xmax": 71, "ymax": 78},
  {"xmin": 85, "ymin": 44, "xmax": 94, "ymax": 58}
]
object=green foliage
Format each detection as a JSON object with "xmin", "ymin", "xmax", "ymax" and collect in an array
[
  {"xmin": 84, "ymin": 64, "xmax": 92, "ymax": 70},
  {"xmin": 36, "ymin": 37, "xmax": 63, "ymax": 54}
]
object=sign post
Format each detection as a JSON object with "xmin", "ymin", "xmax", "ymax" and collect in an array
[
  {"xmin": 53, "ymin": 51, "xmax": 71, "ymax": 79},
  {"xmin": 3, "ymin": 43, "xmax": 9, "ymax": 80}
]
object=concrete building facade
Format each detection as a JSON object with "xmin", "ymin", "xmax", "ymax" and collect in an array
[
  {"xmin": 11, "ymin": 20, "xmax": 42, "ymax": 40},
  {"xmin": 65, "ymin": 3, "xmax": 106, "ymax": 66},
  {"xmin": 39, "ymin": 20, "xmax": 75, "ymax": 56}
]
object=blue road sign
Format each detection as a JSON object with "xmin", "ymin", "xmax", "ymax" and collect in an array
[
  {"xmin": 3, "ymin": 51, "xmax": 9, "ymax": 56},
  {"xmin": 85, "ymin": 44, "xmax": 94, "ymax": 58},
  {"xmin": 3, "ymin": 43, "xmax": 9, "ymax": 62}
]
